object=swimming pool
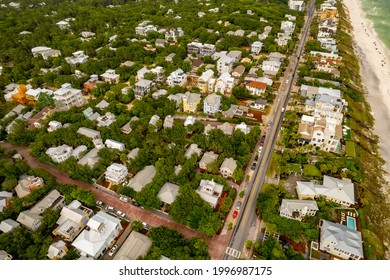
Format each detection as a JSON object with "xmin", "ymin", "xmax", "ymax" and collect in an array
[{"xmin": 347, "ymin": 216, "xmax": 356, "ymax": 230}]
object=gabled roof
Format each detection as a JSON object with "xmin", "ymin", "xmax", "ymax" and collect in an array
[
  {"xmin": 0, "ymin": 219, "xmax": 20, "ymax": 233},
  {"xmin": 127, "ymin": 165, "xmax": 156, "ymax": 192},
  {"xmin": 114, "ymin": 231, "xmax": 151, "ymax": 260},
  {"xmin": 246, "ymin": 81, "xmax": 267, "ymax": 89}
]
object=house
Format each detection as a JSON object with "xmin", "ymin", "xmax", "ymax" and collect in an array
[
  {"xmin": 53, "ymin": 200, "xmax": 93, "ymax": 241},
  {"xmin": 184, "ymin": 116, "xmax": 196, "ymax": 127},
  {"xmin": 183, "ymin": 92, "xmax": 201, "ymax": 113},
  {"xmin": 105, "ymin": 139, "xmax": 125, "ymax": 151},
  {"xmin": 217, "ymin": 122, "xmax": 234, "ymax": 136},
  {"xmin": 197, "ymin": 70, "xmax": 215, "ymax": 93},
  {"xmin": 77, "ymin": 148, "xmax": 100, "ymax": 168},
  {"xmin": 251, "ymin": 99, "xmax": 267, "ymax": 110},
  {"xmin": 65, "ymin": 51, "xmax": 89, "ymax": 66},
  {"xmin": 100, "ymin": 69, "xmax": 120, "ymax": 84},
  {"xmin": 310, "ymin": 51, "xmax": 340, "ymax": 59},
  {"xmin": 127, "ymin": 148, "xmax": 140, "ymax": 160},
  {"xmin": 165, "ymin": 53, "xmax": 176, "ymax": 63},
  {"xmin": 232, "ymin": 65, "xmax": 246, "ymax": 78},
  {"xmin": 214, "ymin": 72, "xmax": 235, "ymax": 94},
  {"xmin": 17, "ymin": 190, "xmax": 65, "ymax": 231},
  {"xmin": 72, "ymin": 145, "xmax": 88, "ymax": 159},
  {"xmin": 120, "ymin": 116, "xmax": 139, "ymax": 134},
  {"xmin": 47, "ymin": 120, "xmax": 62, "ymax": 132},
  {"xmin": 137, "ymin": 67, "xmax": 150, "ymax": 81},
  {"xmin": 281, "ymin": 21, "xmax": 296, "ymax": 35},
  {"xmin": 14, "ymin": 175, "xmax": 44, "ymax": 198},
  {"xmin": 84, "ymin": 75, "xmax": 99, "ymax": 91},
  {"xmin": 47, "ymin": 240, "xmax": 68, "ymax": 260},
  {"xmin": 227, "ymin": 50, "xmax": 242, "ymax": 63},
  {"xmin": 113, "ymin": 231, "xmax": 152, "ymax": 260},
  {"xmin": 217, "ymin": 55, "xmax": 234, "ymax": 73},
  {"xmin": 149, "ymin": 114, "xmax": 160, "ymax": 129},
  {"xmin": 81, "ymin": 31, "xmax": 96, "ymax": 40},
  {"xmin": 0, "ymin": 191, "xmax": 12, "ymax": 213},
  {"xmin": 0, "ymin": 219, "xmax": 20, "ymax": 233},
  {"xmin": 167, "ymin": 68, "xmax": 187, "ymax": 87},
  {"xmin": 318, "ymin": 37, "xmax": 338, "ymax": 52},
  {"xmin": 155, "ymin": 38, "xmax": 166, "ymax": 47},
  {"xmin": 196, "ymin": 179, "xmax": 223, "ymax": 208},
  {"xmin": 134, "ymin": 79, "xmax": 153, "ymax": 100},
  {"xmin": 163, "ymin": 115, "xmax": 174, "ymax": 129},
  {"xmin": 288, "ymin": 0, "xmax": 305, "ymax": 11},
  {"xmin": 97, "ymin": 112, "xmax": 116, "ymax": 127},
  {"xmin": 235, "ymin": 122, "xmax": 250, "ymax": 134},
  {"xmin": 135, "ymin": 21, "xmax": 158, "ymax": 36},
  {"xmin": 31, "ymin": 46, "xmax": 61, "ymax": 60},
  {"xmin": 95, "ymin": 99, "xmax": 109, "ymax": 110},
  {"xmin": 127, "ymin": 165, "xmax": 156, "ymax": 192},
  {"xmin": 246, "ymin": 81, "xmax": 267, "ymax": 96},
  {"xmin": 220, "ymin": 157, "xmax": 237, "ymax": 178},
  {"xmin": 276, "ymin": 32, "xmax": 291, "ymax": 46},
  {"xmin": 279, "ymin": 199, "xmax": 318, "ymax": 221},
  {"xmin": 319, "ymin": 220, "xmax": 363, "ymax": 260},
  {"xmin": 53, "ymin": 83, "xmax": 84, "ymax": 110},
  {"xmin": 187, "ymin": 42, "xmax": 216, "ymax": 57},
  {"xmin": 185, "ymin": 143, "xmax": 202, "ymax": 158},
  {"xmin": 168, "ymin": 93, "xmax": 185, "ymax": 108},
  {"xmin": 203, "ymin": 93, "xmax": 221, "ymax": 115},
  {"xmin": 261, "ymin": 60, "xmax": 281, "ymax": 76},
  {"xmin": 105, "ymin": 163, "xmax": 128, "ymax": 185},
  {"xmin": 268, "ymin": 52, "xmax": 286, "ymax": 62},
  {"xmin": 0, "ymin": 251, "xmax": 13, "ymax": 260},
  {"xmin": 56, "ymin": 20, "xmax": 71, "ymax": 29},
  {"xmin": 77, "ymin": 127, "xmax": 101, "ymax": 140},
  {"xmin": 158, "ymin": 182, "xmax": 179, "ymax": 205},
  {"xmin": 296, "ymin": 175, "xmax": 356, "ymax": 206},
  {"xmin": 165, "ymin": 27, "xmax": 184, "ymax": 42},
  {"xmin": 199, "ymin": 151, "xmax": 218, "ymax": 170},
  {"xmin": 46, "ymin": 145, "xmax": 73, "ymax": 163},
  {"xmin": 72, "ymin": 211, "xmax": 122, "ymax": 259}
]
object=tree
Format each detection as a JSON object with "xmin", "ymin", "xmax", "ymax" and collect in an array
[{"xmin": 131, "ymin": 221, "xmax": 144, "ymax": 232}]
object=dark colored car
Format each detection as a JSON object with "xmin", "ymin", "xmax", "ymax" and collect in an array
[
  {"xmin": 251, "ymin": 162, "xmax": 256, "ymax": 170},
  {"xmin": 254, "ymin": 155, "xmax": 259, "ymax": 161}
]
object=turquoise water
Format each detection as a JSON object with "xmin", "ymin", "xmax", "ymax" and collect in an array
[
  {"xmin": 360, "ymin": 0, "xmax": 390, "ymax": 51},
  {"xmin": 347, "ymin": 216, "xmax": 356, "ymax": 230}
]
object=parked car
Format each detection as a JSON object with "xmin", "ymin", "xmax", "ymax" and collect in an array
[
  {"xmin": 96, "ymin": 201, "xmax": 104, "ymax": 206},
  {"xmin": 254, "ymin": 155, "xmax": 259, "ymax": 162},
  {"xmin": 119, "ymin": 196, "xmax": 128, "ymax": 202},
  {"xmin": 105, "ymin": 206, "xmax": 115, "ymax": 211},
  {"xmin": 116, "ymin": 211, "xmax": 125, "ymax": 218},
  {"xmin": 251, "ymin": 162, "xmax": 256, "ymax": 170},
  {"xmin": 236, "ymin": 201, "xmax": 242, "ymax": 210},
  {"xmin": 108, "ymin": 245, "xmax": 118, "ymax": 256},
  {"xmin": 142, "ymin": 222, "xmax": 150, "ymax": 229},
  {"xmin": 232, "ymin": 210, "xmax": 238, "ymax": 219}
]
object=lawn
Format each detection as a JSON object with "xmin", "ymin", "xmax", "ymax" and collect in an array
[
  {"xmin": 302, "ymin": 164, "xmax": 322, "ymax": 179},
  {"xmin": 288, "ymin": 163, "xmax": 302, "ymax": 174},
  {"xmin": 346, "ymin": 141, "xmax": 356, "ymax": 157}
]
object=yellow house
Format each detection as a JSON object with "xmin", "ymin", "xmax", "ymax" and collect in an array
[
  {"xmin": 183, "ymin": 92, "xmax": 201, "ymax": 113},
  {"xmin": 320, "ymin": 10, "xmax": 338, "ymax": 20}
]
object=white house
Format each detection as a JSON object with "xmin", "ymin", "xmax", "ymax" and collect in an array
[
  {"xmin": 134, "ymin": 79, "xmax": 153, "ymax": 100},
  {"xmin": 47, "ymin": 240, "xmax": 68, "ymax": 260},
  {"xmin": 185, "ymin": 143, "xmax": 202, "ymax": 158},
  {"xmin": 214, "ymin": 72, "xmax": 234, "ymax": 94},
  {"xmin": 217, "ymin": 55, "xmax": 234, "ymax": 73},
  {"xmin": 288, "ymin": 0, "xmax": 305, "ymax": 12},
  {"xmin": 261, "ymin": 60, "xmax": 282, "ymax": 76},
  {"xmin": 105, "ymin": 139, "xmax": 125, "ymax": 151},
  {"xmin": 235, "ymin": 122, "xmax": 250, "ymax": 134},
  {"xmin": 296, "ymin": 175, "xmax": 356, "ymax": 206},
  {"xmin": 105, "ymin": 163, "xmax": 128, "ymax": 185},
  {"xmin": 77, "ymin": 127, "xmax": 101, "ymax": 140},
  {"xmin": 31, "ymin": 46, "xmax": 61, "ymax": 60},
  {"xmin": 46, "ymin": 145, "xmax": 73, "ymax": 163},
  {"xmin": 251, "ymin": 99, "xmax": 267, "ymax": 110},
  {"xmin": 196, "ymin": 179, "xmax": 223, "ymax": 208},
  {"xmin": 100, "ymin": 69, "xmax": 120, "ymax": 84},
  {"xmin": 184, "ymin": 116, "xmax": 196, "ymax": 127},
  {"xmin": 72, "ymin": 211, "xmax": 122, "ymax": 259},
  {"xmin": 53, "ymin": 83, "xmax": 84, "ymax": 110},
  {"xmin": 47, "ymin": 120, "xmax": 62, "ymax": 132},
  {"xmin": 279, "ymin": 199, "xmax": 318, "ymax": 221},
  {"xmin": 167, "ymin": 68, "xmax": 187, "ymax": 87},
  {"xmin": 127, "ymin": 165, "xmax": 156, "ymax": 192},
  {"xmin": 203, "ymin": 93, "xmax": 221, "ymax": 115},
  {"xmin": 199, "ymin": 151, "xmax": 218, "ymax": 170},
  {"xmin": 319, "ymin": 220, "xmax": 363, "ymax": 260},
  {"xmin": 246, "ymin": 81, "xmax": 267, "ymax": 96},
  {"xmin": 158, "ymin": 182, "xmax": 179, "ymax": 205},
  {"xmin": 65, "ymin": 51, "xmax": 89, "ymax": 66},
  {"xmin": 220, "ymin": 157, "xmax": 237, "ymax": 178},
  {"xmin": 251, "ymin": 41, "xmax": 263, "ymax": 54}
]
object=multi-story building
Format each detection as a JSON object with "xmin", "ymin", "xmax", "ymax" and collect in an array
[
  {"xmin": 203, "ymin": 93, "xmax": 221, "ymax": 115},
  {"xmin": 182, "ymin": 92, "xmax": 201, "ymax": 113},
  {"xmin": 46, "ymin": 145, "xmax": 73, "ymax": 163},
  {"xmin": 251, "ymin": 41, "xmax": 263, "ymax": 54},
  {"xmin": 217, "ymin": 55, "xmax": 234, "ymax": 74},
  {"xmin": 220, "ymin": 157, "xmax": 237, "ymax": 178},
  {"xmin": 279, "ymin": 199, "xmax": 318, "ymax": 221},
  {"xmin": 53, "ymin": 83, "xmax": 84, "ymax": 110},
  {"xmin": 197, "ymin": 70, "xmax": 214, "ymax": 93},
  {"xmin": 196, "ymin": 179, "xmax": 223, "ymax": 208},
  {"xmin": 167, "ymin": 68, "xmax": 187, "ymax": 87},
  {"xmin": 134, "ymin": 79, "xmax": 153, "ymax": 100},
  {"xmin": 214, "ymin": 73, "xmax": 235, "ymax": 94},
  {"xmin": 105, "ymin": 163, "xmax": 128, "ymax": 185}
]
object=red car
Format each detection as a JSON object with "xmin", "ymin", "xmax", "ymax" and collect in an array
[{"xmin": 233, "ymin": 210, "xmax": 238, "ymax": 219}]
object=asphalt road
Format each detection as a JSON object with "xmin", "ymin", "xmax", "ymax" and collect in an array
[{"xmin": 224, "ymin": 0, "xmax": 316, "ymax": 259}]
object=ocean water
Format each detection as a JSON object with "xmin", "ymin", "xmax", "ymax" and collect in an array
[{"xmin": 360, "ymin": 0, "xmax": 390, "ymax": 51}]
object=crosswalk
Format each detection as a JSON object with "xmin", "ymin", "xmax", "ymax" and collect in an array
[{"xmin": 225, "ymin": 247, "xmax": 241, "ymax": 259}]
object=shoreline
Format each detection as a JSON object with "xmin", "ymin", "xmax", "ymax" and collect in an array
[{"xmin": 342, "ymin": 0, "xmax": 390, "ymax": 185}]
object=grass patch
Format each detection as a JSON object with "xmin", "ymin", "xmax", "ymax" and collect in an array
[
  {"xmin": 288, "ymin": 163, "xmax": 302, "ymax": 173},
  {"xmin": 362, "ymin": 229, "xmax": 385, "ymax": 260},
  {"xmin": 346, "ymin": 141, "xmax": 356, "ymax": 157},
  {"xmin": 302, "ymin": 164, "xmax": 322, "ymax": 179}
]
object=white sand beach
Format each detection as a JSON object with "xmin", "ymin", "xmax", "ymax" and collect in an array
[{"xmin": 343, "ymin": 0, "xmax": 390, "ymax": 183}]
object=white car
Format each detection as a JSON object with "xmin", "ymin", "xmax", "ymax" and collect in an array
[
  {"xmin": 116, "ymin": 211, "xmax": 125, "ymax": 218},
  {"xmin": 108, "ymin": 245, "xmax": 118, "ymax": 256},
  {"xmin": 119, "ymin": 196, "xmax": 128, "ymax": 202},
  {"xmin": 106, "ymin": 206, "xmax": 115, "ymax": 211}
]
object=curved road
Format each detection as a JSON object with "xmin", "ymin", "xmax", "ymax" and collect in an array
[{"xmin": 0, "ymin": 143, "xmax": 231, "ymax": 259}]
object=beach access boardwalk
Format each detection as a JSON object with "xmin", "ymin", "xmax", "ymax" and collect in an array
[{"xmin": 0, "ymin": 142, "xmax": 231, "ymax": 260}]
